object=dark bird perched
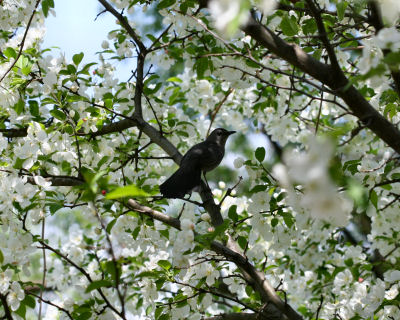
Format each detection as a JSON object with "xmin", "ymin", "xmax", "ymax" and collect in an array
[{"xmin": 160, "ymin": 128, "xmax": 235, "ymax": 198}]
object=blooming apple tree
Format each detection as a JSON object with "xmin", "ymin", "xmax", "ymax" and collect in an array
[{"xmin": 1, "ymin": 0, "xmax": 400, "ymax": 319}]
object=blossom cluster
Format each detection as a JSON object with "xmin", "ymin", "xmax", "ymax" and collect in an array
[{"xmin": 0, "ymin": 0, "xmax": 400, "ymax": 319}]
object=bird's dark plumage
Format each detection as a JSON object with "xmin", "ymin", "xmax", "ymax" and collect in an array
[{"xmin": 160, "ymin": 128, "xmax": 235, "ymax": 198}]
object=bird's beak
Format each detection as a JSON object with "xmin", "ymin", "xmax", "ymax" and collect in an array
[{"xmin": 228, "ymin": 131, "xmax": 236, "ymax": 135}]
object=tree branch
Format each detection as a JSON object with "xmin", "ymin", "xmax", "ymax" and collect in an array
[
  {"xmin": 0, "ymin": 294, "xmax": 13, "ymax": 320},
  {"xmin": 305, "ymin": 0, "xmax": 340, "ymax": 72},
  {"xmin": 0, "ymin": 127, "xmax": 28, "ymax": 138},
  {"xmin": 241, "ymin": 14, "xmax": 400, "ymax": 154},
  {"xmin": 38, "ymin": 241, "xmax": 125, "ymax": 318},
  {"xmin": 26, "ymin": 174, "xmax": 84, "ymax": 186},
  {"xmin": 97, "ymin": 0, "xmax": 148, "ymax": 118},
  {"xmin": 97, "ymin": 0, "xmax": 146, "ymax": 52}
]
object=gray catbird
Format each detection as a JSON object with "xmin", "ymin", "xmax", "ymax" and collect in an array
[{"xmin": 160, "ymin": 128, "xmax": 235, "ymax": 198}]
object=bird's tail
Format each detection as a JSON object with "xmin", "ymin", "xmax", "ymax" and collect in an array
[{"xmin": 159, "ymin": 166, "xmax": 201, "ymax": 198}]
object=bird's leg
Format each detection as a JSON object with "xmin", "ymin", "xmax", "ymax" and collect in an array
[{"xmin": 203, "ymin": 171, "xmax": 211, "ymax": 190}]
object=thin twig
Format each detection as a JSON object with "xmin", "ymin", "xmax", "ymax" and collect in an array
[
  {"xmin": 38, "ymin": 217, "xmax": 46, "ymax": 320},
  {"xmin": 29, "ymin": 292, "xmax": 73, "ymax": 320},
  {"xmin": 206, "ymin": 88, "xmax": 234, "ymax": 137},
  {"xmin": 315, "ymin": 295, "xmax": 324, "ymax": 320},
  {"xmin": 315, "ymin": 90, "xmax": 323, "ymax": 134},
  {"xmin": 219, "ymin": 176, "xmax": 243, "ymax": 208},
  {"xmin": 93, "ymin": 202, "xmax": 126, "ymax": 318}
]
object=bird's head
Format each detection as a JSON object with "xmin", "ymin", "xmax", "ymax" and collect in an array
[{"xmin": 207, "ymin": 128, "xmax": 236, "ymax": 146}]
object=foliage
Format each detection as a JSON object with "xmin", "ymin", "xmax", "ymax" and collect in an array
[{"xmin": 1, "ymin": 0, "xmax": 400, "ymax": 319}]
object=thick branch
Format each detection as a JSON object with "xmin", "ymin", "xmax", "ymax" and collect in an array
[
  {"xmin": 93, "ymin": 118, "xmax": 182, "ymax": 163},
  {"xmin": 241, "ymin": 15, "xmax": 400, "ymax": 154},
  {"xmin": 127, "ymin": 199, "xmax": 181, "ymax": 230},
  {"xmin": 0, "ymin": 127, "xmax": 28, "ymax": 138},
  {"xmin": 26, "ymin": 175, "xmax": 84, "ymax": 186}
]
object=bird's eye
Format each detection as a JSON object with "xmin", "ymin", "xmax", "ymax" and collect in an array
[{"xmin": 217, "ymin": 131, "xmax": 222, "ymax": 136}]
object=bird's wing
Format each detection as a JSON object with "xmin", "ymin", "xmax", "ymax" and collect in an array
[
  {"xmin": 180, "ymin": 141, "xmax": 223, "ymax": 172},
  {"xmin": 180, "ymin": 141, "xmax": 214, "ymax": 167}
]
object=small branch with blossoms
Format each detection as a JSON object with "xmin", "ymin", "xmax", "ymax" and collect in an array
[
  {"xmin": 172, "ymin": 279, "xmax": 258, "ymax": 312},
  {"xmin": 28, "ymin": 292, "xmax": 73, "ymax": 320},
  {"xmin": 0, "ymin": 0, "xmax": 42, "ymax": 84},
  {"xmin": 219, "ymin": 176, "xmax": 243, "ymax": 208},
  {"xmin": 36, "ymin": 240, "xmax": 125, "ymax": 319},
  {"xmin": 127, "ymin": 199, "xmax": 303, "ymax": 320},
  {"xmin": 92, "ymin": 202, "xmax": 127, "ymax": 318},
  {"xmin": 241, "ymin": 13, "xmax": 400, "ymax": 154}
]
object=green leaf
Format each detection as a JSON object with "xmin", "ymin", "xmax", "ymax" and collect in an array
[
  {"xmin": 158, "ymin": 314, "xmax": 170, "ymax": 320},
  {"xmin": 237, "ymin": 235, "xmax": 247, "ymax": 250},
  {"xmin": 228, "ymin": 205, "xmax": 238, "ymax": 222},
  {"xmin": 255, "ymin": 147, "xmax": 265, "ymax": 162},
  {"xmin": 167, "ymin": 76, "xmax": 182, "ymax": 83},
  {"xmin": 384, "ymin": 52, "xmax": 400, "ymax": 68},
  {"xmin": 29, "ymin": 100, "xmax": 40, "ymax": 117},
  {"xmin": 384, "ymin": 103, "xmax": 398, "ymax": 120},
  {"xmin": 14, "ymin": 157, "xmax": 25, "ymax": 170},
  {"xmin": 15, "ymin": 302, "xmax": 26, "ymax": 318},
  {"xmin": 155, "ymin": 307, "xmax": 163, "ymax": 319},
  {"xmin": 195, "ymin": 57, "xmax": 209, "ymax": 79},
  {"xmin": 106, "ymin": 218, "xmax": 117, "ymax": 233},
  {"xmin": 370, "ymin": 189, "xmax": 378, "ymax": 209},
  {"xmin": 50, "ymin": 109, "xmax": 66, "ymax": 120},
  {"xmin": 15, "ymin": 55, "xmax": 33, "ymax": 75},
  {"xmin": 337, "ymin": 1, "xmax": 348, "ymax": 21},
  {"xmin": 14, "ymin": 99, "xmax": 25, "ymax": 115},
  {"xmin": 3, "ymin": 47, "xmax": 17, "ymax": 59},
  {"xmin": 73, "ymin": 52, "xmax": 84, "ymax": 66},
  {"xmin": 347, "ymin": 180, "xmax": 365, "ymax": 206},
  {"xmin": 280, "ymin": 14, "xmax": 299, "ymax": 37},
  {"xmin": 0, "ymin": 250, "xmax": 3, "ymax": 264},
  {"xmin": 250, "ymin": 184, "xmax": 268, "ymax": 193},
  {"xmin": 85, "ymin": 280, "xmax": 113, "ymax": 293},
  {"xmin": 75, "ymin": 312, "xmax": 92, "ymax": 320},
  {"xmin": 155, "ymin": 278, "xmax": 166, "ymax": 290},
  {"xmin": 280, "ymin": 211, "xmax": 294, "ymax": 228},
  {"xmin": 22, "ymin": 295, "xmax": 36, "ymax": 309},
  {"xmin": 157, "ymin": 0, "xmax": 176, "ymax": 10},
  {"xmin": 42, "ymin": 0, "xmax": 54, "ymax": 17},
  {"xmin": 67, "ymin": 64, "xmax": 77, "ymax": 74},
  {"xmin": 106, "ymin": 184, "xmax": 150, "ymax": 199},
  {"xmin": 157, "ymin": 260, "xmax": 172, "ymax": 271},
  {"xmin": 302, "ymin": 18, "xmax": 317, "ymax": 35}
]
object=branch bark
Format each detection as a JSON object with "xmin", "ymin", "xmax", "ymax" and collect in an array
[{"xmin": 0, "ymin": 127, "xmax": 28, "ymax": 138}]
